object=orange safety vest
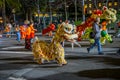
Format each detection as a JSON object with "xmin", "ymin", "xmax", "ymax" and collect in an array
[
  {"xmin": 20, "ymin": 26, "xmax": 26, "ymax": 39},
  {"xmin": 25, "ymin": 27, "xmax": 31, "ymax": 39},
  {"xmin": 30, "ymin": 25, "xmax": 35, "ymax": 38},
  {"xmin": 4, "ymin": 26, "xmax": 10, "ymax": 32},
  {"xmin": 30, "ymin": 25, "xmax": 35, "ymax": 33},
  {"xmin": 101, "ymin": 21, "xmax": 107, "ymax": 30}
]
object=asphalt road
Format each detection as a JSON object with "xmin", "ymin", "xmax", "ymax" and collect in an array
[{"xmin": 0, "ymin": 36, "xmax": 120, "ymax": 80}]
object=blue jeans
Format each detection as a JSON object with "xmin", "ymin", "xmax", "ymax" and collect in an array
[
  {"xmin": 89, "ymin": 38, "xmax": 102, "ymax": 54},
  {"xmin": 16, "ymin": 31, "xmax": 21, "ymax": 42}
]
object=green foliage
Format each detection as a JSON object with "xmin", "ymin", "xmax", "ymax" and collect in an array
[
  {"xmin": 116, "ymin": 11, "xmax": 120, "ymax": 21},
  {"xmin": 39, "ymin": 0, "xmax": 48, "ymax": 12},
  {"xmin": 74, "ymin": 20, "xmax": 82, "ymax": 26},
  {"xmin": 6, "ymin": 0, "xmax": 21, "ymax": 12},
  {"xmin": 0, "ymin": 0, "xmax": 2, "ymax": 6}
]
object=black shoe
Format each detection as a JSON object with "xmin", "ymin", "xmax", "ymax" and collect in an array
[
  {"xmin": 87, "ymin": 48, "xmax": 90, "ymax": 53},
  {"xmin": 98, "ymin": 52, "xmax": 104, "ymax": 55}
]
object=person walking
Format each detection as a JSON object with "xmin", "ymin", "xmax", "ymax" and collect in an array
[
  {"xmin": 15, "ymin": 24, "xmax": 21, "ymax": 43},
  {"xmin": 87, "ymin": 17, "xmax": 104, "ymax": 55}
]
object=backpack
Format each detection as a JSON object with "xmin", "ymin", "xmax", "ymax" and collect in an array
[{"xmin": 90, "ymin": 31, "xmax": 95, "ymax": 38}]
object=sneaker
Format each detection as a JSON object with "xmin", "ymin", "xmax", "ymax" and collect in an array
[
  {"xmin": 98, "ymin": 52, "xmax": 104, "ymax": 55},
  {"xmin": 87, "ymin": 48, "xmax": 90, "ymax": 53}
]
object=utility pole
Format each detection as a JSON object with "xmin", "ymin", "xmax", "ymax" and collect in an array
[
  {"xmin": 37, "ymin": 0, "xmax": 40, "ymax": 24},
  {"xmin": 75, "ymin": 0, "xmax": 77, "ymax": 22},
  {"xmin": 82, "ymin": 0, "xmax": 85, "ymax": 21},
  {"xmin": 65, "ymin": 0, "xmax": 68, "ymax": 21},
  {"xmin": 2, "ymin": 0, "xmax": 6, "ymax": 27},
  {"xmin": 49, "ymin": 1, "xmax": 52, "ymax": 22}
]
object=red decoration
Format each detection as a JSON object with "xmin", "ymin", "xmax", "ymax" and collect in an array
[{"xmin": 42, "ymin": 23, "xmax": 55, "ymax": 35}]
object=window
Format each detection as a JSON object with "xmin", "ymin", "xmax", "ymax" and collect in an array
[
  {"xmin": 89, "ymin": 4, "xmax": 92, "ymax": 8},
  {"xmin": 44, "ymin": 14, "xmax": 49, "ymax": 17},
  {"xmin": 98, "ymin": 3, "xmax": 102, "ymax": 7},
  {"xmin": 85, "ymin": 4, "xmax": 87, "ymax": 8},
  {"xmin": 39, "ymin": 14, "xmax": 43, "ymax": 17},
  {"xmin": 114, "ymin": 2, "xmax": 118, "ymax": 6},
  {"xmin": 89, "ymin": 10, "xmax": 92, "ymax": 14},
  {"xmin": 108, "ymin": 2, "xmax": 112, "ymax": 6}
]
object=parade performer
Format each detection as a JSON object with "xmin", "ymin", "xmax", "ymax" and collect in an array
[
  {"xmin": 100, "ymin": 20, "xmax": 112, "ymax": 45},
  {"xmin": 32, "ymin": 23, "xmax": 79, "ymax": 66},
  {"xmin": 15, "ymin": 24, "xmax": 21, "ymax": 43},
  {"xmin": 30, "ymin": 22, "xmax": 37, "ymax": 43},
  {"xmin": 42, "ymin": 22, "xmax": 55, "ymax": 36},
  {"xmin": 100, "ymin": 7, "xmax": 117, "ymax": 44},
  {"xmin": 20, "ymin": 25, "xmax": 26, "ymax": 40},
  {"xmin": 25, "ymin": 24, "xmax": 31, "ymax": 49},
  {"xmin": 4, "ymin": 24, "xmax": 11, "ymax": 38}
]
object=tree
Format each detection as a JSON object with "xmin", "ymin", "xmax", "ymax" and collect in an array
[
  {"xmin": 0, "ymin": 0, "xmax": 21, "ymax": 26},
  {"xmin": 0, "ymin": 0, "xmax": 2, "ymax": 6}
]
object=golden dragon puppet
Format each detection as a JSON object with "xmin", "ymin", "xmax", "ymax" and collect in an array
[{"xmin": 32, "ymin": 23, "xmax": 79, "ymax": 66}]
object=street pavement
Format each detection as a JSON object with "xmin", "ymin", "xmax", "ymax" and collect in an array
[{"xmin": 0, "ymin": 34, "xmax": 120, "ymax": 80}]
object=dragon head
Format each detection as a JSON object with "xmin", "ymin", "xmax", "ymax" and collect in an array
[
  {"xmin": 57, "ymin": 22, "xmax": 73, "ymax": 34},
  {"xmin": 63, "ymin": 23, "xmax": 73, "ymax": 34},
  {"xmin": 100, "ymin": 6, "xmax": 117, "ymax": 23}
]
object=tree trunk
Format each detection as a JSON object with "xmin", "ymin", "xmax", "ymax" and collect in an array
[
  {"xmin": 2, "ymin": 0, "xmax": 6, "ymax": 27},
  {"xmin": 26, "ymin": 12, "xmax": 28, "ymax": 21},
  {"xmin": 74, "ymin": 0, "xmax": 77, "ymax": 22},
  {"xmin": 29, "ymin": 8, "xmax": 33, "ymax": 23}
]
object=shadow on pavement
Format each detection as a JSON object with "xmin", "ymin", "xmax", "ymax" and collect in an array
[{"xmin": 74, "ymin": 68, "xmax": 120, "ymax": 79}]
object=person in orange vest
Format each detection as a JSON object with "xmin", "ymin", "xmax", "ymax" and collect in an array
[
  {"xmin": 30, "ymin": 22, "xmax": 37, "ymax": 42},
  {"xmin": 4, "ymin": 24, "xmax": 10, "ymax": 38},
  {"xmin": 25, "ymin": 24, "xmax": 31, "ymax": 49},
  {"xmin": 20, "ymin": 25, "xmax": 26, "ymax": 40}
]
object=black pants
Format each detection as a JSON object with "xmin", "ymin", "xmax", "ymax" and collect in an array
[{"xmin": 25, "ymin": 38, "xmax": 31, "ymax": 50}]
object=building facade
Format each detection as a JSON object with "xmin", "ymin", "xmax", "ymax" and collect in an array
[{"xmin": 84, "ymin": 0, "xmax": 120, "ymax": 14}]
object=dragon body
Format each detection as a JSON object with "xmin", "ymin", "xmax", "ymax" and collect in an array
[{"xmin": 32, "ymin": 23, "xmax": 78, "ymax": 66}]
